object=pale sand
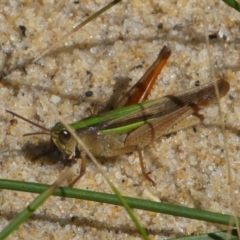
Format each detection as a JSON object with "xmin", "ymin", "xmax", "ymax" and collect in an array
[{"xmin": 0, "ymin": 1, "xmax": 240, "ymax": 239}]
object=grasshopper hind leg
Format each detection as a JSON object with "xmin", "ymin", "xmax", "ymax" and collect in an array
[
  {"xmin": 68, "ymin": 145, "xmax": 155, "ymax": 186},
  {"xmin": 135, "ymin": 146, "xmax": 156, "ymax": 186},
  {"xmin": 106, "ymin": 145, "xmax": 156, "ymax": 185}
]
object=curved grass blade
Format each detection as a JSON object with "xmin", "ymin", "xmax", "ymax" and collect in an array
[
  {"xmin": 0, "ymin": 170, "xmax": 72, "ymax": 240},
  {"xmin": 38, "ymin": 99, "xmax": 149, "ymax": 239},
  {"xmin": 2, "ymin": 1, "xmax": 239, "ymax": 239},
  {"xmin": 203, "ymin": 5, "xmax": 240, "ymax": 236},
  {"xmin": 33, "ymin": 0, "xmax": 122, "ymax": 63}
]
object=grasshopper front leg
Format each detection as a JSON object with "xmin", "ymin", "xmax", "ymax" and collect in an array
[{"xmin": 68, "ymin": 152, "xmax": 87, "ymax": 187}]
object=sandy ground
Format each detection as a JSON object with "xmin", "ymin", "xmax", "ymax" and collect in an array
[{"xmin": 1, "ymin": 0, "xmax": 240, "ymax": 239}]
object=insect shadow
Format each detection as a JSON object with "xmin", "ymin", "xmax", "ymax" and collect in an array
[
  {"xmin": 17, "ymin": 76, "xmax": 132, "ymax": 168},
  {"xmin": 20, "ymin": 141, "xmax": 65, "ymax": 166}
]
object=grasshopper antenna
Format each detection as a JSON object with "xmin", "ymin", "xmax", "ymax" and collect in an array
[{"xmin": 6, "ymin": 110, "xmax": 51, "ymax": 135}]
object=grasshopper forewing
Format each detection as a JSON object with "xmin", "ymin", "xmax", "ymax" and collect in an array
[{"xmin": 6, "ymin": 46, "xmax": 230, "ymax": 186}]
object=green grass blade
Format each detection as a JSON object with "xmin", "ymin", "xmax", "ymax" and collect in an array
[
  {"xmin": 222, "ymin": 0, "xmax": 240, "ymax": 12},
  {"xmin": 33, "ymin": 0, "xmax": 122, "ymax": 63},
  {"xmin": 0, "ymin": 171, "xmax": 71, "ymax": 239},
  {"xmin": 173, "ymin": 229, "xmax": 238, "ymax": 239},
  {"xmin": 0, "ymin": 179, "xmax": 238, "ymax": 227},
  {"xmin": 40, "ymin": 104, "xmax": 148, "ymax": 239},
  {"xmin": 109, "ymin": 182, "xmax": 148, "ymax": 239}
]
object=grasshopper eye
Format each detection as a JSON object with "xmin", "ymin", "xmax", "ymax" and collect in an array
[{"xmin": 59, "ymin": 130, "xmax": 71, "ymax": 145}]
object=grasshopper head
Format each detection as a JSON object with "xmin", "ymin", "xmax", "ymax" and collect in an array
[
  {"xmin": 51, "ymin": 123, "xmax": 77, "ymax": 160},
  {"xmin": 6, "ymin": 110, "xmax": 77, "ymax": 160}
]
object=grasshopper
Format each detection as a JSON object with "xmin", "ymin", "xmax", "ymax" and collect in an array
[{"xmin": 6, "ymin": 46, "xmax": 230, "ymax": 186}]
